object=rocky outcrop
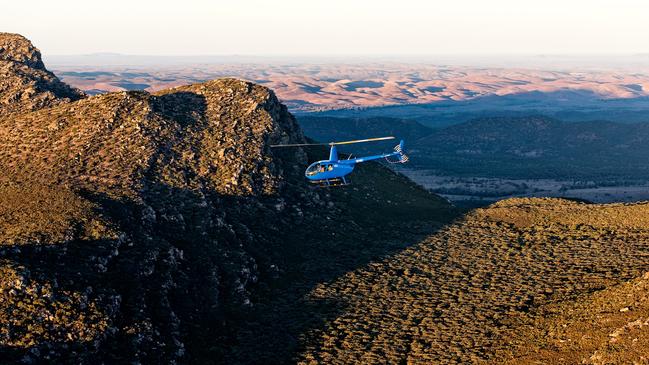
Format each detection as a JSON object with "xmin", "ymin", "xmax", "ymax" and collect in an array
[
  {"xmin": 0, "ymin": 76, "xmax": 319, "ymax": 363},
  {"xmin": 0, "ymin": 33, "xmax": 46, "ymax": 69},
  {"xmin": 0, "ymin": 33, "xmax": 84, "ymax": 114}
]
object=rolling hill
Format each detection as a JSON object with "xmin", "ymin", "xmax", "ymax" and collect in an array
[
  {"xmin": 49, "ymin": 58, "xmax": 649, "ymax": 122},
  {"xmin": 415, "ymin": 116, "xmax": 649, "ymax": 180},
  {"xmin": 297, "ymin": 198, "xmax": 649, "ymax": 364}
]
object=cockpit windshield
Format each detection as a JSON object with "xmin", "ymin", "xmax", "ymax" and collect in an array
[
  {"xmin": 306, "ymin": 163, "xmax": 321, "ymax": 176},
  {"xmin": 306, "ymin": 163, "xmax": 333, "ymax": 176}
]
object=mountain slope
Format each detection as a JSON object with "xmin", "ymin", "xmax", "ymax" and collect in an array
[
  {"xmin": 296, "ymin": 198, "xmax": 649, "ymax": 364},
  {"xmin": 0, "ymin": 76, "xmax": 316, "ymax": 363},
  {"xmin": 495, "ymin": 271, "xmax": 649, "ymax": 364},
  {"xmin": 0, "ymin": 34, "xmax": 455, "ymax": 364}
]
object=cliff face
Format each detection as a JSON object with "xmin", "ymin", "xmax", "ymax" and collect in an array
[
  {"xmin": 0, "ymin": 33, "xmax": 84, "ymax": 114},
  {"xmin": 0, "ymin": 33, "xmax": 315, "ymax": 364},
  {"xmin": 0, "ymin": 33, "xmax": 46, "ymax": 69}
]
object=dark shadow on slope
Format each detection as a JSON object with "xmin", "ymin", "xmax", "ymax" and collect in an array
[
  {"xmin": 0, "ymin": 85, "xmax": 458, "ymax": 364},
  {"xmin": 152, "ymin": 90, "xmax": 209, "ymax": 127},
  {"xmin": 0, "ymin": 237, "xmax": 125, "ymax": 363},
  {"xmin": 221, "ymin": 161, "xmax": 459, "ymax": 364},
  {"xmin": 0, "ymin": 168, "xmax": 457, "ymax": 365},
  {"xmin": 0, "ymin": 189, "xmax": 193, "ymax": 364},
  {"xmin": 0, "ymin": 181, "xmax": 273, "ymax": 364}
]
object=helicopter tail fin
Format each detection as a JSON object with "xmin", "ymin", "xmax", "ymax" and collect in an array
[
  {"xmin": 395, "ymin": 140, "xmax": 404, "ymax": 152},
  {"xmin": 389, "ymin": 140, "xmax": 409, "ymax": 163}
]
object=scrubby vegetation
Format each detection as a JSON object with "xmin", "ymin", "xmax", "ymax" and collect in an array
[
  {"xmin": 0, "ymin": 33, "xmax": 455, "ymax": 363},
  {"xmin": 495, "ymin": 271, "xmax": 649, "ymax": 364},
  {"xmin": 0, "ymin": 183, "xmax": 114, "ymax": 245},
  {"xmin": 0, "ymin": 262, "xmax": 109, "ymax": 349},
  {"xmin": 296, "ymin": 198, "xmax": 649, "ymax": 364},
  {"xmin": 3, "ymin": 33, "xmax": 649, "ymax": 365}
]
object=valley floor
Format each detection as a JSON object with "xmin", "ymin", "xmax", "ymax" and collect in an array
[{"xmin": 401, "ymin": 169, "xmax": 649, "ymax": 206}]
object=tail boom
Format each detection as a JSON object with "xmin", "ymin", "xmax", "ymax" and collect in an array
[{"xmin": 339, "ymin": 140, "xmax": 408, "ymax": 165}]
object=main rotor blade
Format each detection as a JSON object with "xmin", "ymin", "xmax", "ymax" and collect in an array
[
  {"xmin": 331, "ymin": 136, "xmax": 395, "ymax": 145},
  {"xmin": 270, "ymin": 142, "xmax": 329, "ymax": 148},
  {"xmin": 270, "ymin": 136, "xmax": 395, "ymax": 148}
]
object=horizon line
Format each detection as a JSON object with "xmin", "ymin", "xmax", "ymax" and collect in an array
[{"xmin": 46, "ymin": 52, "xmax": 649, "ymax": 58}]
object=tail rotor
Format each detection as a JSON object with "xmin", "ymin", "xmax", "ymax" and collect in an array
[{"xmin": 386, "ymin": 140, "xmax": 409, "ymax": 164}]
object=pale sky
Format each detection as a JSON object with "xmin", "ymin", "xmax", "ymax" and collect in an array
[{"xmin": 3, "ymin": 0, "xmax": 649, "ymax": 56}]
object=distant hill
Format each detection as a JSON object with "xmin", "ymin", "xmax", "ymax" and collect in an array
[
  {"xmin": 298, "ymin": 115, "xmax": 649, "ymax": 182},
  {"xmin": 298, "ymin": 116, "xmax": 434, "ymax": 156},
  {"xmin": 415, "ymin": 116, "xmax": 649, "ymax": 180},
  {"xmin": 50, "ymin": 60, "xmax": 649, "ymax": 122}
]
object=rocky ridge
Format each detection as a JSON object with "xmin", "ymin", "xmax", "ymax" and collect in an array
[{"xmin": 0, "ymin": 33, "xmax": 453, "ymax": 364}]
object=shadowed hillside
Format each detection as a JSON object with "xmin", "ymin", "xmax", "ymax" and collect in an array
[
  {"xmin": 414, "ymin": 116, "xmax": 649, "ymax": 180},
  {"xmin": 300, "ymin": 115, "xmax": 649, "ymax": 183},
  {"xmin": 0, "ymin": 33, "xmax": 455, "ymax": 364}
]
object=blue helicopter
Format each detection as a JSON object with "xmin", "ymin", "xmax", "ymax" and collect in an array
[{"xmin": 271, "ymin": 136, "xmax": 408, "ymax": 187}]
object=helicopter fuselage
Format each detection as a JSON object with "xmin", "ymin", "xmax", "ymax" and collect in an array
[
  {"xmin": 269, "ymin": 138, "xmax": 406, "ymax": 186},
  {"xmin": 304, "ymin": 141, "xmax": 405, "ymax": 184},
  {"xmin": 305, "ymin": 159, "xmax": 355, "ymax": 181}
]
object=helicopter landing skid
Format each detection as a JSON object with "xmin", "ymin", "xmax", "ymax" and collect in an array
[{"xmin": 311, "ymin": 177, "xmax": 351, "ymax": 188}]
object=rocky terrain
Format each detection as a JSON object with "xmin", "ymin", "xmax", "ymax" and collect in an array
[
  {"xmin": 2, "ymin": 33, "xmax": 649, "ymax": 365},
  {"xmin": 298, "ymin": 198, "xmax": 649, "ymax": 364},
  {"xmin": 0, "ymin": 33, "xmax": 454, "ymax": 364},
  {"xmin": 0, "ymin": 33, "xmax": 84, "ymax": 114}
]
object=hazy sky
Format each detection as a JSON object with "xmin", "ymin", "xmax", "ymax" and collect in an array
[{"xmin": 3, "ymin": 0, "xmax": 648, "ymax": 56}]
